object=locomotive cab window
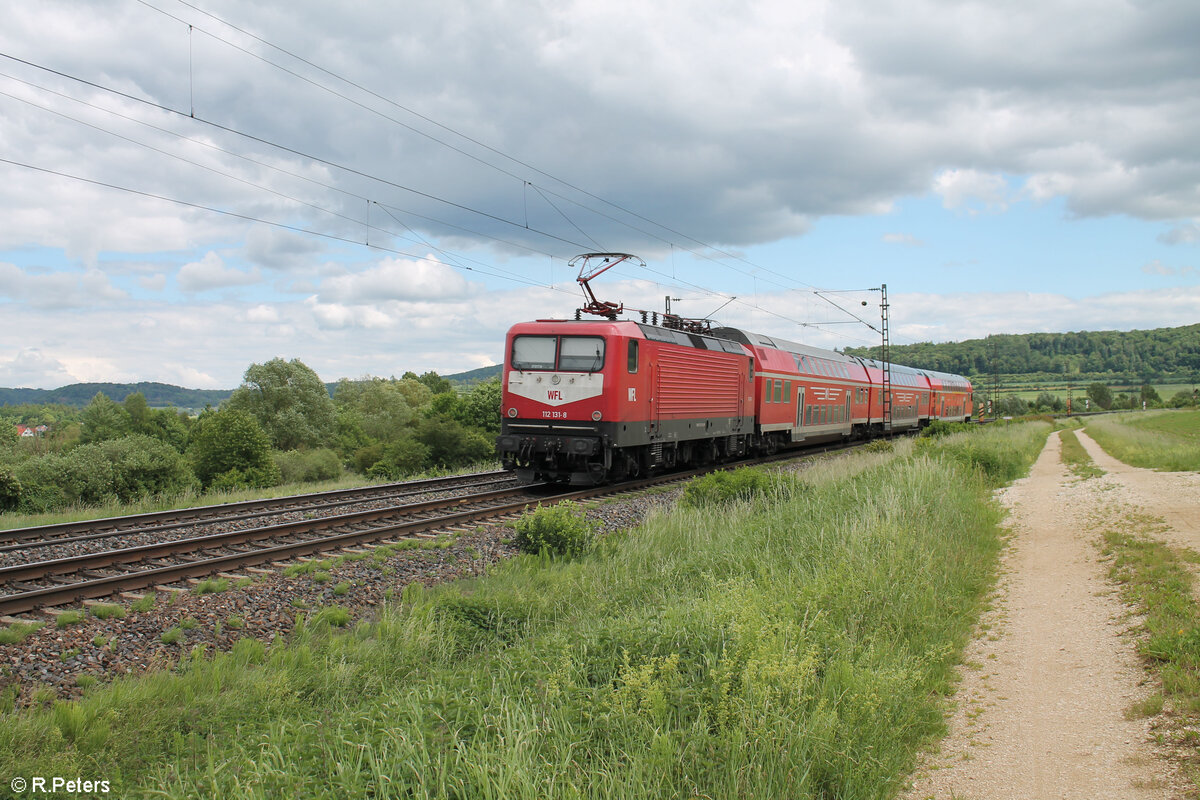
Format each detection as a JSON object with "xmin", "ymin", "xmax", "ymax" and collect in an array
[
  {"xmin": 627, "ymin": 340, "xmax": 639, "ymax": 374},
  {"xmin": 511, "ymin": 335, "xmax": 606, "ymax": 372}
]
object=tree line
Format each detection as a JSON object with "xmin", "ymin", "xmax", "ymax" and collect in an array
[
  {"xmin": 844, "ymin": 323, "xmax": 1200, "ymax": 383},
  {"xmin": 0, "ymin": 358, "xmax": 501, "ymax": 515}
]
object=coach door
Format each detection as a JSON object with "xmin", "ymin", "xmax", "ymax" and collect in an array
[{"xmin": 792, "ymin": 386, "xmax": 805, "ymax": 442}]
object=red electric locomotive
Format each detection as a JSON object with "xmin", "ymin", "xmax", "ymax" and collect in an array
[{"xmin": 496, "ymin": 319, "xmax": 755, "ymax": 484}]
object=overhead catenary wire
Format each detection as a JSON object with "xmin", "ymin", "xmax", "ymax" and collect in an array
[{"xmin": 0, "ymin": 6, "xmax": 909, "ymax": 347}]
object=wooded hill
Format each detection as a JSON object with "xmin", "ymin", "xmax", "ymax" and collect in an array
[
  {"xmin": 0, "ymin": 382, "xmax": 231, "ymax": 409},
  {"xmin": 843, "ymin": 323, "xmax": 1200, "ymax": 384}
]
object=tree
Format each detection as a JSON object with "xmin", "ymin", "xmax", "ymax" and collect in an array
[
  {"xmin": 79, "ymin": 392, "xmax": 132, "ymax": 444},
  {"xmin": 1086, "ymin": 383, "xmax": 1113, "ymax": 410},
  {"xmin": 415, "ymin": 370, "xmax": 453, "ymax": 395},
  {"xmin": 188, "ymin": 408, "xmax": 280, "ymax": 489},
  {"xmin": 0, "ymin": 465, "xmax": 20, "ymax": 511},
  {"xmin": 1140, "ymin": 383, "xmax": 1161, "ymax": 407},
  {"xmin": 455, "ymin": 378, "xmax": 502, "ymax": 433},
  {"xmin": 333, "ymin": 378, "xmax": 415, "ymax": 442},
  {"xmin": 226, "ymin": 358, "xmax": 337, "ymax": 451}
]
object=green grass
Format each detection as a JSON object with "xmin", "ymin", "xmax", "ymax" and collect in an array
[
  {"xmin": 130, "ymin": 594, "xmax": 157, "ymax": 613},
  {"xmin": 1102, "ymin": 516, "xmax": 1200, "ymax": 784},
  {"xmin": 193, "ymin": 578, "xmax": 230, "ymax": 595},
  {"xmin": 160, "ymin": 627, "xmax": 183, "ymax": 645},
  {"xmin": 1085, "ymin": 410, "xmax": 1200, "ymax": 471},
  {"xmin": 0, "ymin": 424, "xmax": 1047, "ymax": 799},
  {"xmin": 1058, "ymin": 430, "xmax": 1104, "ymax": 479},
  {"xmin": 0, "ymin": 620, "xmax": 45, "ymax": 645},
  {"xmin": 88, "ymin": 603, "xmax": 126, "ymax": 620},
  {"xmin": 54, "ymin": 610, "xmax": 86, "ymax": 628}
]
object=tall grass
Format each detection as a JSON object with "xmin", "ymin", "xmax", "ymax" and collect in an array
[
  {"xmin": 1084, "ymin": 410, "xmax": 1200, "ymax": 472},
  {"xmin": 0, "ymin": 426, "xmax": 1047, "ymax": 799}
]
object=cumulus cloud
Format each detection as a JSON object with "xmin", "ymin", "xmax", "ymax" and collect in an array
[
  {"xmin": 0, "ymin": 262, "xmax": 127, "ymax": 308},
  {"xmin": 933, "ymin": 169, "xmax": 1010, "ymax": 214},
  {"xmin": 317, "ymin": 256, "xmax": 474, "ymax": 304},
  {"xmin": 177, "ymin": 252, "xmax": 261, "ymax": 292}
]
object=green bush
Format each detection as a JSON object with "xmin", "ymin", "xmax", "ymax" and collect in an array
[
  {"xmin": 414, "ymin": 418, "xmax": 495, "ymax": 468},
  {"xmin": 0, "ymin": 465, "xmax": 20, "ymax": 511},
  {"xmin": 919, "ymin": 420, "xmax": 972, "ymax": 438},
  {"xmin": 680, "ymin": 467, "xmax": 783, "ymax": 508},
  {"xmin": 273, "ymin": 448, "xmax": 343, "ymax": 484},
  {"xmin": 512, "ymin": 501, "xmax": 596, "ymax": 557},
  {"xmin": 189, "ymin": 408, "xmax": 280, "ymax": 490},
  {"xmin": 366, "ymin": 437, "xmax": 430, "ymax": 479}
]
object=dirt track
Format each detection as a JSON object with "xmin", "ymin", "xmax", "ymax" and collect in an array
[{"xmin": 904, "ymin": 429, "xmax": 1200, "ymax": 800}]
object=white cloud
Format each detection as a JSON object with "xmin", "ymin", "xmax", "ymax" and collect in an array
[
  {"xmin": 1159, "ymin": 222, "xmax": 1200, "ymax": 245},
  {"xmin": 933, "ymin": 169, "xmax": 1009, "ymax": 214},
  {"xmin": 0, "ymin": 262, "xmax": 127, "ymax": 308},
  {"xmin": 177, "ymin": 252, "xmax": 261, "ymax": 292},
  {"xmin": 318, "ymin": 256, "xmax": 474, "ymax": 304}
]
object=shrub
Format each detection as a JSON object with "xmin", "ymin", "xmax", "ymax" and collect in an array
[
  {"xmin": 189, "ymin": 408, "xmax": 280, "ymax": 489},
  {"xmin": 273, "ymin": 448, "xmax": 343, "ymax": 484},
  {"xmin": 919, "ymin": 420, "xmax": 972, "ymax": 438},
  {"xmin": 0, "ymin": 465, "xmax": 20, "ymax": 511},
  {"xmin": 94, "ymin": 435, "xmax": 198, "ymax": 502},
  {"xmin": 367, "ymin": 437, "xmax": 431, "ymax": 479},
  {"xmin": 679, "ymin": 467, "xmax": 782, "ymax": 508},
  {"xmin": 414, "ymin": 418, "xmax": 495, "ymax": 468},
  {"xmin": 512, "ymin": 502, "xmax": 596, "ymax": 557}
]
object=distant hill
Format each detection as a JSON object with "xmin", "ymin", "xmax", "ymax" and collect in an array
[
  {"xmin": 0, "ymin": 382, "xmax": 231, "ymax": 409},
  {"xmin": 843, "ymin": 323, "xmax": 1200, "ymax": 383},
  {"xmin": 445, "ymin": 364, "xmax": 502, "ymax": 385}
]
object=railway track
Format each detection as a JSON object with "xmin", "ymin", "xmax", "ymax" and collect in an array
[
  {"xmin": 0, "ymin": 470, "xmax": 517, "ymax": 550},
  {"xmin": 0, "ymin": 442, "xmax": 868, "ymax": 618}
]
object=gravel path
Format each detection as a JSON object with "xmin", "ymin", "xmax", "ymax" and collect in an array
[
  {"xmin": 904, "ymin": 430, "xmax": 1188, "ymax": 799},
  {"xmin": 0, "ymin": 489, "xmax": 680, "ymax": 707}
]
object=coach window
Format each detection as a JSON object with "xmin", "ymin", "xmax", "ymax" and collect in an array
[
  {"xmin": 774, "ymin": 380, "xmax": 783, "ymax": 403},
  {"xmin": 784, "ymin": 380, "xmax": 791, "ymax": 402},
  {"xmin": 627, "ymin": 340, "xmax": 639, "ymax": 374}
]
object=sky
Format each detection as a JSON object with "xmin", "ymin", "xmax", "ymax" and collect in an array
[{"xmin": 0, "ymin": 0, "xmax": 1197, "ymax": 390}]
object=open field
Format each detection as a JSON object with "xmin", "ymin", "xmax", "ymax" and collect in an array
[
  {"xmin": 1084, "ymin": 409, "xmax": 1200, "ymax": 472},
  {"xmin": 0, "ymin": 425, "xmax": 1047, "ymax": 799}
]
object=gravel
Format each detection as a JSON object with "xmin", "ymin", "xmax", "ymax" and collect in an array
[{"xmin": 0, "ymin": 486, "xmax": 682, "ymax": 708}]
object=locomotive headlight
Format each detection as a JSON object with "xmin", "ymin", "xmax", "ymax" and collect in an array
[
  {"xmin": 507, "ymin": 408, "xmax": 518, "ymax": 418},
  {"xmin": 592, "ymin": 411, "xmax": 602, "ymax": 421}
]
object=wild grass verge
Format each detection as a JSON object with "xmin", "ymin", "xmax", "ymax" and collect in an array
[
  {"xmin": 1102, "ymin": 519, "xmax": 1200, "ymax": 785},
  {"xmin": 1059, "ymin": 429, "xmax": 1104, "ymax": 479},
  {"xmin": 1084, "ymin": 410, "xmax": 1200, "ymax": 472},
  {"xmin": 0, "ymin": 425, "xmax": 1046, "ymax": 799}
]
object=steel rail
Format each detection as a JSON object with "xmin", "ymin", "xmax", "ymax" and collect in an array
[
  {"xmin": 0, "ymin": 470, "xmax": 513, "ymax": 546},
  {"xmin": 0, "ymin": 485, "xmax": 546, "ymax": 586},
  {"xmin": 0, "ymin": 473, "xmax": 518, "ymax": 554}
]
